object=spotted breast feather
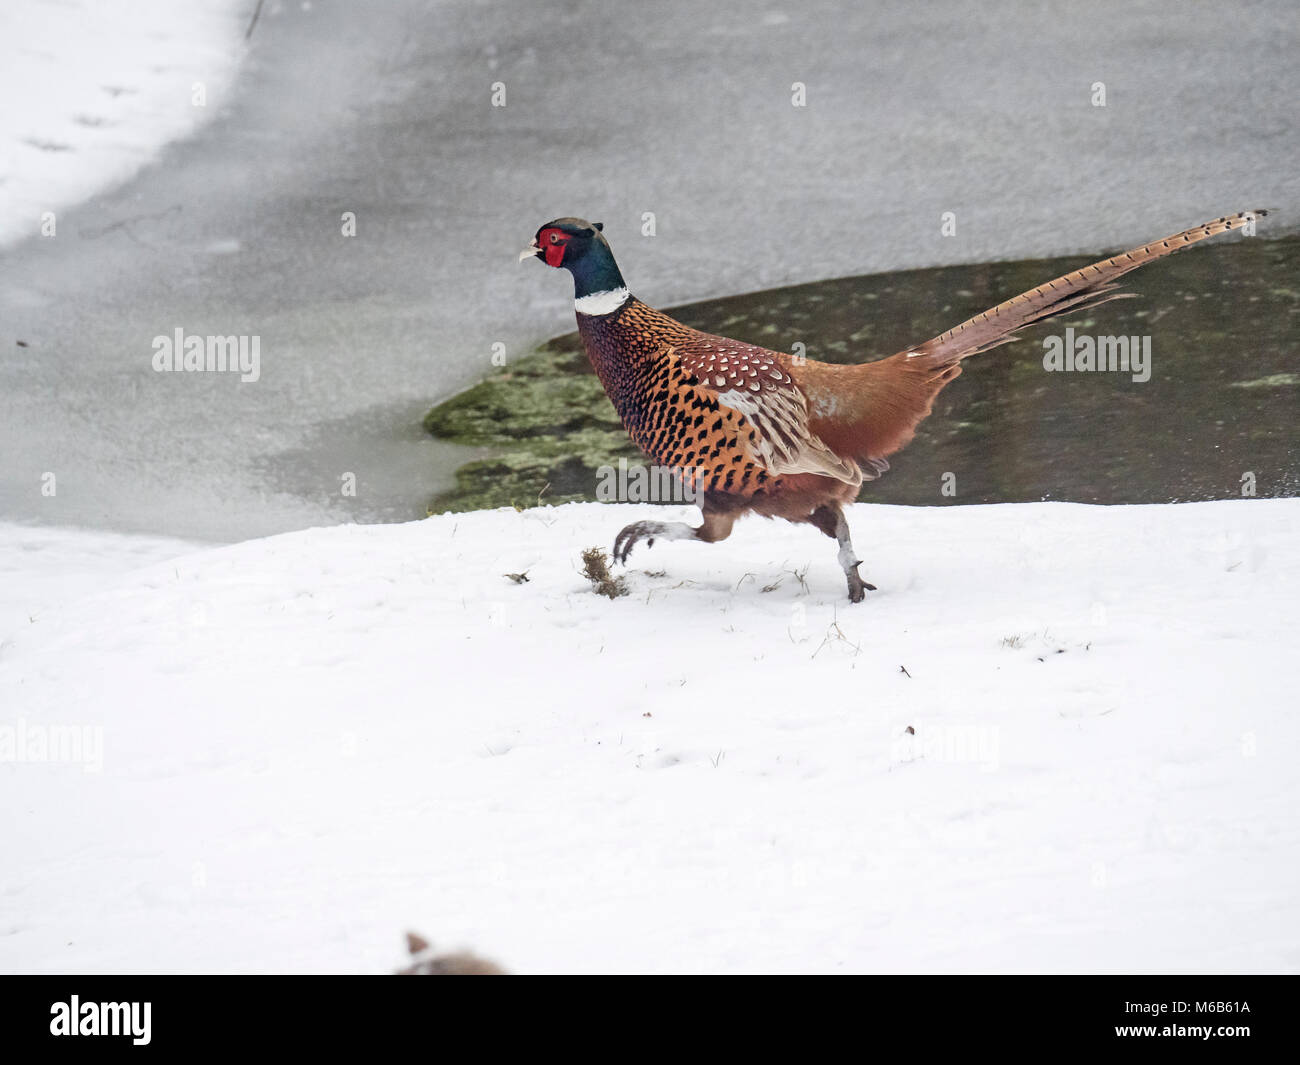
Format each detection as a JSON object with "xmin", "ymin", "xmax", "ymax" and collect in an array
[
  {"xmin": 669, "ymin": 338, "xmax": 862, "ymax": 488},
  {"xmin": 579, "ymin": 300, "xmax": 862, "ymax": 498}
]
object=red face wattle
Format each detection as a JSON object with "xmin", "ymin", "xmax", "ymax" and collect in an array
[{"xmin": 537, "ymin": 227, "xmax": 569, "ymax": 268}]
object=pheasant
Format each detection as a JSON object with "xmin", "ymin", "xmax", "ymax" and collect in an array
[{"xmin": 520, "ymin": 211, "xmax": 1264, "ymax": 601}]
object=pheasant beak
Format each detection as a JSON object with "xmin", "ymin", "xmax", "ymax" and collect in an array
[{"xmin": 518, "ymin": 239, "xmax": 541, "ymax": 262}]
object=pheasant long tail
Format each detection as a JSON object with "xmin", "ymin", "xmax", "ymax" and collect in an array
[
  {"xmin": 808, "ymin": 211, "xmax": 1266, "ymax": 467},
  {"xmin": 901, "ymin": 210, "xmax": 1265, "ymax": 368}
]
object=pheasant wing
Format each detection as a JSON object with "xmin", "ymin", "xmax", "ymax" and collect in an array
[{"xmin": 672, "ymin": 340, "xmax": 863, "ymax": 486}]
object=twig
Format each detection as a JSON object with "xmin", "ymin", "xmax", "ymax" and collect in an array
[{"xmin": 245, "ymin": 0, "xmax": 266, "ymax": 41}]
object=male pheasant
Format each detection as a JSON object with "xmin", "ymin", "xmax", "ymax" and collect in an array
[{"xmin": 521, "ymin": 211, "xmax": 1264, "ymax": 602}]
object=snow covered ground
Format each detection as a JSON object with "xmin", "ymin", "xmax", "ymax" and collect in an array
[
  {"xmin": 2, "ymin": 499, "xmax": 1296, "ymax": 974},
  {"xmin": 0, "ymin": 0, "xmax": 248, "ymax": 248},
  {"xmin": 0, "ymin": 522, "xmax": 207, "ymax": 640}
]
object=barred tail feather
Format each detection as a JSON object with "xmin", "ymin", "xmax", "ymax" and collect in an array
[
  {"xmin": 814, "ymin": 211, "xmax": 1266, "ymax": 467},
  {"xmin": 900, "ymin": 210, "xmax": 1266, "ymax": 368}
]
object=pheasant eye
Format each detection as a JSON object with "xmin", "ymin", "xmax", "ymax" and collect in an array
[{"xmin": 550, "ymin": 233, "xmax": 562, "ymax": 244}]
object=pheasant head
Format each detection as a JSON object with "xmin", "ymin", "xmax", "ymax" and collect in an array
[{"xmin": 520, "ymin": 217, "xmax": 627, "ymax": 303}]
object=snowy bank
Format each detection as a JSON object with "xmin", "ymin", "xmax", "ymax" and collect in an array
[
  {"xmin": 0, "ymin": 0, "xmax": 249, "ymax": 248},
  {"xmin": 0, "ymin": 522, "xmax": 207, "ymax": 643},
  {"xmin": 1, "ymin": 499, "xmax": 1297, "ymax": 973}
]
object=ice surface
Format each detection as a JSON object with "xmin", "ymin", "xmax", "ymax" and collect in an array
[{"xmin": 0, "ymin": 1, "xmax": 1295, "ymax": 539}]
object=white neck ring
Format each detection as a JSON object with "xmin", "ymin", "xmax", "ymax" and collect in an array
[{"xmin": 574, "ymin": 287, "xmax": 631, "ymax": 316}]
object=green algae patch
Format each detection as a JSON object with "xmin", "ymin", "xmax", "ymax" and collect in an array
[{"xmin": 423, "ymin": 344, "xmax": 640, "ymax": 512}]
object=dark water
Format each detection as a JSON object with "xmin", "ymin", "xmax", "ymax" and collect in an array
[{"xmin": 426, "ymin": 236, "xmax": 1298, "ymax": 511}]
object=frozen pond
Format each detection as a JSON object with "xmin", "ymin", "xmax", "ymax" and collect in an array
[{"xmin": 0, "ymin": 0, "xmax": 1295, "ymax": 539}]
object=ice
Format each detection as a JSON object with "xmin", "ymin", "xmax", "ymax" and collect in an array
[{"xmin": 0, "ymin": 1, "xmax": 1295, "ymax": 540}]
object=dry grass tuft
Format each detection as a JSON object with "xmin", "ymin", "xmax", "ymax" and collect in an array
[{"xmin": 581, "ymin": 547, "xmax": 628, "ymax": 598}]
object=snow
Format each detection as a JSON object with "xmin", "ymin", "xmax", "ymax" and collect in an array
[
  {"xmin": 2, "ymin": 498, "xmax": 1297, "ymax": 974},
  {"xmin": 0, "ymin": 522, "xmax": 208, "ymax": 640},
  {"xmin": 0, "ymin": 0, "xmax": 248, "ymax": 248}
]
